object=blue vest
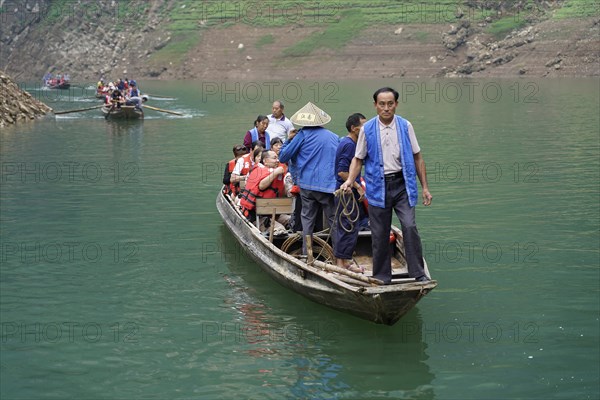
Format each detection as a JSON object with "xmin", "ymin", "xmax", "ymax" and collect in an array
[
  {"xmin": 250, "ymin": 127, "xmax": 271, "ymax": 150},
  {"xmin": 362, "ymin": 115, "xmax": 418, "ymax": 208}
]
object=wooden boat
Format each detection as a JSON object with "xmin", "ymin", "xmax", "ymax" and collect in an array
[
  {"xmin": 216, "ymin": 189, "xmax": 437, "ymax": 325},
  {"xmin": 101, "ymin": 105, "xmax": 143, "ymax": 120},
  {"xmin": 44, "ymin": 79, "xmax": 70, "ymax": 90}
]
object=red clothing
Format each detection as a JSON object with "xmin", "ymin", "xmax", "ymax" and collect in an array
[
  {"xmin": 223, "ymin": 159, "xmax": 238, "ymax": 196},
  {"xmin": 239, "ymin": 153, "xmax": 253, "ymax": 176},
  {"xmin": 240, "ymin": 164, "xmax": 285, "ymax": 211}
]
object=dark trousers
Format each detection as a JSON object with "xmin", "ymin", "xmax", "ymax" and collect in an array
[
  {"xmin": 291, "ymin": 196, "xmax": 303, "ymax": 232},
  {"xmin": 369, "ymin": 174, "xmax": 426, "ymax": 283},
  {"xmin": 300, "ymin": 189, "xmax": 335, "ymax": 251},
  {"xmin": 333, "ymin": 189, "xmax": 360, "ymax": 259}
]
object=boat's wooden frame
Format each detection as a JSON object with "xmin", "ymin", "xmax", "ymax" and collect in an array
[
  {"xmin": 216, "ymin": 190, "xmax": 437, "ymax": 325},
  {"xmin": 101, "ymin": 105, "xmax": 143, "ymax": 120}
]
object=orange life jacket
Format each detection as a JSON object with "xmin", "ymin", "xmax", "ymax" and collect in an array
[
  {"xmin": 225, "ymin": 158, "xmax": 238, "ymax": 196},
  {"xmin": 239, "ymin": 153, "xmax": 253, "ymax": 177},
  {"xmin": 239, "ymin": 165, "xmax": 285, "ymax": 212}
]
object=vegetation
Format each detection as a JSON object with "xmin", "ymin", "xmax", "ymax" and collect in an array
[
  {"xmin": 282, "ymin": 10, "xmax": 366, "ymax": 57},
  {"xmin": 487, "ymin": 15, "xmax": 529, "ymax": 39},
  {"xmin": 414, "ymin": 31, "xmax": 430, "ymax": 43},
  {"xmin": 148, "ymin": 32, "xmax": 200, "ymax": 66},
  {"xmin": 120, "ymin": 0, "xmax": 592, "ymax": 65},
  {"xmin": 40, "ymin": 0, "xmax": 148, "ymax": 27},
  {"xmin": 256, "ymin": 34, "xmax": 275, "ymax": 49},
  {"xmin": 552, "ymin": 0, "xmax": 599, "ymax": 19}
]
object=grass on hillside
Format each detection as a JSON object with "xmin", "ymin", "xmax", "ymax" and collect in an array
[
  {"xmin": 143, "ymin": 0, "xmax": 596, "ymax": 66},
  {"xmin": 148, "ymin": 32, "xmax": 200, "ymax": 66},
  {"xmin": 256, "ymin": 34, "xmax": 275, "ymax": 49},
  {"xmin": 552, "ymin": 0, "xmax": 599, "ymax": 18},
  {"xmin": 487, "ymin": 15, "xmax": 529, "ymax": 39},
  {"xmin": 282, "ymin": 10, "xmax": 366, "ymax": 57},
  {"xmin": 39, "ymin": 0, "xmax": 148, "ymax": 27},
  {"xmin": 164, "ymin": 0, "xmax": 481, "ymax": 28}
]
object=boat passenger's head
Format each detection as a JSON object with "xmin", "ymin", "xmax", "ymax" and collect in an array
[
  {"xmin": 254, "ymin": 115, "xmax": 269, "ymax": 133},
  {"xmin": 252, "ymin": 146, "xmax": 264, "ymax": 164},
  {"xmin": 232, "ymin": 144, "xmax": 247, "ymax": 159},
  {"xmin": 251, "ymin": 140, "xmax": 264, "ymax": 151},
  {"xmin": 261, "ymin": 150, "xmax": 279, "ymax": 168},
  {"xmin": 270, "ymin": 137, "xmax": 283, "ymax": 154},
  {"xmin": 271, "ymin": 101, "xmax": 284, "ymax": 119},
  {"xmin": 346, "ymin": 113, "xmax": 367, "ymax": 134}
]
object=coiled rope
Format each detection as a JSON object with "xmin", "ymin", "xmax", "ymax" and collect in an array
[{"xmin": 334, "ymin": 189, "xmax": 360, "ymax": 233}]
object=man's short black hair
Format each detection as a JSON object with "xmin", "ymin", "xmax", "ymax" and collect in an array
[
  {"xmin": 260, "ymin": 150, "xmax": 275, "ymax": 163},
  {"xmin": 233, "ymin": 144, "xmax": 247, "ymax": 155},
  {"xmin": 346, "ymin": 113, "xmax": 366, "ymax": 132},
  {"xmin": 373, "ymin": 87, "xmax": 399, "ymax": 103}
]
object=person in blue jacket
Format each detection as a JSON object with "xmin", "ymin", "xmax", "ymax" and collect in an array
[
  {"xmin": 341, "ymin": 87, "xmax": 433, "ymax": 284},
  {"xmin": 279, "ymin": 102, "xmax": 340, "ymax": 262}
]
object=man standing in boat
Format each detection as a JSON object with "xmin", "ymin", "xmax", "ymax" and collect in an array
[
  {"xmin": 334, "ymin": 113, "xmax": 367, "ymax": 274},
  {"xmin": 279, "ymin": 102, "xmax": 339, "ymax": 262},
  {"xmin": 341, "ymin": 87, "xmax": 432, "ymax": 284},
  {"xmin": 267, "ymin": 100, "xmax": 295, "ymax": 142}
]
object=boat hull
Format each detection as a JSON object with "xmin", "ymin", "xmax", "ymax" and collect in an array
[
  {"xmin": 101, "ymin": 105, "xmax": 143, "ymax": 120},
  {"xmin": 45, "ymin": 83, "xmax": 70, "ymax": 89},
  {"xmin": 216, "ymin": 191, "xmax": 436, "ymax": 325}
]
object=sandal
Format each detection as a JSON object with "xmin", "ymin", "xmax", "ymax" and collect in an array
[{"xmin": 344, "ymin": 262, "xmax": 364, "ymax": 274}]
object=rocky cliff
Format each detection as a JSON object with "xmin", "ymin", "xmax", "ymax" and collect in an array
[
  {"xmin": 1, "ymin": 0, "xmax": 598, "ymax": 82},
  {"xmin": 0, "ymin": 70, "xmax": 52, "ymax": 128}
]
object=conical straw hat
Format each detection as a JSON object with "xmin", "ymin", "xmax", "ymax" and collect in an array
[{"xmin": 289, "ymin": 102, "xmax": 332, "ymax": 126}]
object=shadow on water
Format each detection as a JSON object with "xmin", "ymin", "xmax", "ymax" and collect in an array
[
  {"xmin": 218, "ymin": 225, "xmax": 435, "ymax": 399},
  {"xmin": 104, "ymin": 119, "xmax": 144, "ymax": 136}
]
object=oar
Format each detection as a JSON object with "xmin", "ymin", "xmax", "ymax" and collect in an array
[
  {"xmin": 54, "ymin": 104, "xmax": 104, "ymax": 115},
  {"xmin": 104, "ymin": 104, "xmax": 116, "ymax": 119},
  {"xmin": 144, "ymin": 93, "xmax": 176, "ymax": 100},
  {"xmin": 144, "ymin": 105, "xmax": 184, "ymax": 116}
]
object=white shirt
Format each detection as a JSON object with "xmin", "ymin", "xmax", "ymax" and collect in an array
[
  {"xmin": 355, "ymin": 117, "xmax": 420, "ymax": 174},
  {"xmin": 232, "ymin": 154, "xmax": 251, "ymax": 176},
  {"xmin": 266, "ymin": 114, "xmax": 294, "ymax": 142}
]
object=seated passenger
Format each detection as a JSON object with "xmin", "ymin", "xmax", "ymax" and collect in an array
[
  {"xmin": 111, "ymin": 88, "xmax": 124, "ymax": 107},
  {"xmin": 239, "ymin": 150, "xmax": 290, "ymax": 232},
  {"xmin": 231, "ymin": 140, "xmax": 263, "ymax": 188},
  {"xmin": 243, "ymin": 115, "xmax": 270, "ymax": 152},
  {"xmin": 270, "ymin": 137, "xmax": 283, "ymax": 156},
  {"xmin": 223, "ymin": 145, "xmax": 249, "ymax": 197}
]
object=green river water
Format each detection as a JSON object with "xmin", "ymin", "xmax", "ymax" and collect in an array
[{"xmin": 1, "ymin": 78, "xmax": 598, "ymax": 399}]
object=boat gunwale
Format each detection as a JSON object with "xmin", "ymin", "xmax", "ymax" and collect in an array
[
  {"xmin": 216, "ymin": 190, "xmax": 436, "ymax": 295},
  {"xmin": 101, "ymin": 105, "xmax": 144, "ymax": 119}
]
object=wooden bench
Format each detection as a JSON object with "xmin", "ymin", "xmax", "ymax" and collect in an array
[{"xmin": 255, "ymin": 197, "xmax": 294, "ymax": 242}]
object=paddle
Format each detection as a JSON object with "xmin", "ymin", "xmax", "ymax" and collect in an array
[
  {"xmin": 104, "ymin": 104, "xmax": 116, "ymax": 119},
  {"xmin": 144, "ymin": 105, "xmax": 184, "ymax": 116},
  {"xmin": 54, "ymin": 104, "xmax": 104, "ymax": 115},
  {"xmin": 143, "ymin": 93, "xmax": 176, "ymax": 100}
]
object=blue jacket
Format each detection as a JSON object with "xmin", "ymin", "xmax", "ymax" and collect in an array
[
  {"xmin": 362, "ymin": 115, "xmax": 418, "ymax": 208},
  {"xmin": 335, "ymin": 136, "xmax": 361, "ymax": 189},
  {"xmin": 279, "ymin": 127, "xmax": 339, "ymax": 193},
  {"xmin": 250, "ymin": 127, "xmax": 270, "ymax": 150}
]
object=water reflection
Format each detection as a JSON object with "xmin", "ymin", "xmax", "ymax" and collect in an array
[
  {"xmin": 219, "ymin": 225, "xmax": 435, "ymax": 398},
  {"xmin": 104, "ymin": 120, "xmax": 144, "ymax": 163},
  {"xmin": 104, "ymin": 119, "xmax": 144, "ymax": 136}
]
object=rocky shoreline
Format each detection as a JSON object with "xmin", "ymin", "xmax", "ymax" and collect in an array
[{"xmin": 0, "ymin": 70, "xmax": 53, "ymax": 128}]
